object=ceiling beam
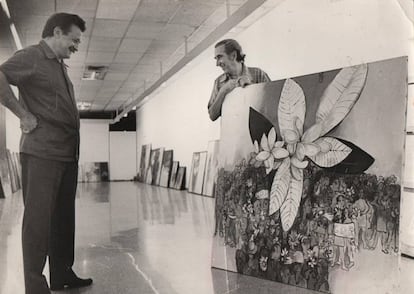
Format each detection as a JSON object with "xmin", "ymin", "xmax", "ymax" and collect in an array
[{"xmin": 112, "ymin": 0, "xmax": 270, "ymax": 123}]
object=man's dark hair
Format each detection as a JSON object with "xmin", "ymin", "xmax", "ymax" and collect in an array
[
  {"xmin": 215, "ymin": 39, "xmax": 246, "ymax": 63},
  {"xmin": 42, "ymin": 13, "xmax": 86, "ymax": 38}
]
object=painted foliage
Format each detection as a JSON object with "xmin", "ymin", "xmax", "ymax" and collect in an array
[{"xmin": 212, "ymin": 58, "xmax": 406, "ymax": 293}]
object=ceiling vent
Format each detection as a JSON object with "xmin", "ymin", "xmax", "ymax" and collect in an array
[{"xmin": 82, "ymin": 65, "xmax": 108, "ymax": 80}]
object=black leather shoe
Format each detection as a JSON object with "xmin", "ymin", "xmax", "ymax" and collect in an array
[{"xmin": 50, "ymin": 273, "xmax": 93, "ymax": 291}]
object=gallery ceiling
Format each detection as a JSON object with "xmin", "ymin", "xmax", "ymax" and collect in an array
[{"xmin": 0, "ymin": 0, "xmax": 279, "ymax": 117}]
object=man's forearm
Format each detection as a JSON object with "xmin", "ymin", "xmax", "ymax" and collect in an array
[
  {"xmin": 208, "ymin": 90, "xmax": 226, "ymax": 121},
  {"xmin": 0, "ymin": 71, "xmax": 28, "ymax": 119},
  {"xmin": 208, "ymin": 80, "xmax": 238, "ymax": 121}
]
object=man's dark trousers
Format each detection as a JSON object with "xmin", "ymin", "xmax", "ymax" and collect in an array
[{"xmin": 20, "ymin": 153, "xmax": 78, "ymax": 294}]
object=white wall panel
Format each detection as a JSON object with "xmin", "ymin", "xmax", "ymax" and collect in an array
[{"xmin": 110, "ymin": 132, "xmax": 136, "ymax": 181}]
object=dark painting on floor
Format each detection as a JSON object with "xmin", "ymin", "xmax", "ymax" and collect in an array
[
  {"xmin": 78, "ymin": 162, "xmax": 110, "ymax": 182},
  {"xmin": 160, "ymin": 150, "xmax": 173, "ymax": 187},
  {"xmin": 212, "ymin": 57, "xmax": 406, "ymax": 294},
  {"xmin": 138, "ymin": 144, "xmax": 151, "ymax": 182},
  {"xmin": 169, "ymin": 161, "xmax": 179, "ymax": 188},
  {"xmin": 188, "ymin": 151, "xmax": 207, "ymax": 194},
  {"xmin": 174, "ymin": 167, "xmax": 186, "ymax": 190}
]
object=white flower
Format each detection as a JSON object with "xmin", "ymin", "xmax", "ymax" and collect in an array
[{"xmin": 255, "ymin": 128, "xmax": 289, "ymax": 174}]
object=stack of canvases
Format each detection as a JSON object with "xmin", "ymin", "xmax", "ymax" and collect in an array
[
  {"xmin": 188, "ymin": 140, "xmax": 220, "ymax": 197},
  {"xmin": 137, "ymin": 144, "xmax": 186, "ymax": 190},
  {"xmin": 0, "ymin": 149, "xmax": 22, "ymax": 198}
]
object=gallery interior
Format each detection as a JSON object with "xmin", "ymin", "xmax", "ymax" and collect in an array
[{"xmin": 1, "ymin": 0, "xmax": 414, "ymax": 293}]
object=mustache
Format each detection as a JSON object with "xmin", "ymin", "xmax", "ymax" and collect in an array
[{"xmin": 69, "ymin": 46, "xmax": 78, "ymax": 53}]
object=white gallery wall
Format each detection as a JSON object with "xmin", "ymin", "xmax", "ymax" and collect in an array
[
  {"xmin": 79, "ymin": 119, "xmax": 110, "ymax": 164},
  {"xmin": 109, "ymin": 132, "xmax": 137, "ymax": 181},
  {"xmin": 5, "ymin": 109, "xmax": 19, "ymax": 152},
  {"xmin": 136, "ymin": 0, "xmax": 414, "ymax": 184},
  {"xmin": 6, "ymin": 86, "xmax": 21, "ymax": 152}
]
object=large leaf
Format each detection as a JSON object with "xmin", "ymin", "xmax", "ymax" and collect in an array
[
  {"xmin": 316, "ymin": 64, "xmax": 368, "ymax": 136},
  {"xmin": 325, "ymin": 138, "xmax": 374, "ymax": 174},
  {"xmin": 309, "ymin": 137, "xmax": 352, "ymax": 167},
  {"xmin": 280, "ymin": 169, "xmax": 303, "ymax": 232},
  {"xmin": 269, "ymin": 158, "xmax": 291, "ymax": 215},
  {"xmin": 249, "ymin": 107, "xmax": 274, "ymax": 144},
  {"xmin": 301, "ymin": 123, "xmax": 322, "ymax": 143},
  {"xmin": 278, "ymin": 79, "xmax": 306, "ymax": 137}
]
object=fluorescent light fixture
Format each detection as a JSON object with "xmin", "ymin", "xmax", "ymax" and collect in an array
[
  {"xmin": 0, "ymin": 0, "xmax": 11, "ymax": 18},
  {"xmin": 10, "ymin": 23, "xmax": 22, "ymax": 50},
  {"xmin": 77, "ymin": 101, "xmax": 92, "ymax": 110},
  {"xmin": 1, "ymin": 0, "xmax": 23, "ymax": 50},
  {"xmin": 82, "ymin": 65, "xmax": 108, "ymax": 80}
]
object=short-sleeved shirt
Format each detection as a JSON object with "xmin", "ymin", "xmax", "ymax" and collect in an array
[
  {"xmin": 209, "ymin": 64, "xmax": 270, "ymax": 104},
  {"xmin": 0, "ymin": 40, "xmax": 80, "ymax": 162}
]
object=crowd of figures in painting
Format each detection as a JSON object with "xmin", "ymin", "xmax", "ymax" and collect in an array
[{"xmin": 214, "ymin": 160, "xmax": 400, "ymax": 292}]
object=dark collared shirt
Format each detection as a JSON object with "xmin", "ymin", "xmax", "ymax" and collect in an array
[{"xmin": 0, "ymin": 40, "xmax": 80, "ymax": 162}]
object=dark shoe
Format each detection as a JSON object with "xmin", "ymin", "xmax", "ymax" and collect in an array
[{"xmin": 50, "ymin": 271, "xmax": 93, "ymax": 291}]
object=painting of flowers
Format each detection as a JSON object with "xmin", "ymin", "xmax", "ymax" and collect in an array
[{"xmin": 212, "ymin": 57, "xmax": 407, "ymax": 294}]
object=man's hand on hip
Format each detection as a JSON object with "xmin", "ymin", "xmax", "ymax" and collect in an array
[{"xmin": 20, "ymin": 112, "xmax": 38, "ymax": 134}]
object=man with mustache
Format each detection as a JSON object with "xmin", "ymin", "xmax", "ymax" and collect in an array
[
  {"xmin": 208, "ymin": 39, "xmax": 270, "ymax": 121},
  {"xmin": 0, "ymin": 13, "xmax": 92, "ymax": 293}
]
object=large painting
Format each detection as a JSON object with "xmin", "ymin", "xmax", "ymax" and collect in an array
[
  {"xmin": 146, "ymin": 148, "xmax": 164, "ymax": 185},
  {"xmin": 212, "ymin": 58, "xmax": 406, "ymax": 294},
  {"xmin": 160, "ymin": 150, "xmax": 173, "ymax": 187},
  {"xmin": 203, "ymin": 140, "xmax": 220, "ymax": 197},
  {"xmin": 138, "ymin": 144, "xmax": 151, "ymax": 182},
  {"xmin": 188, "ymin": 151, "xmax": 207, "ymax": 194}
]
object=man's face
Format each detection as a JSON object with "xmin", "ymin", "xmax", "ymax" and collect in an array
[
  {"xmin": 55, "ymin": 25, "xmax": 82, "ymax": 59},
  {"xmin": 214, "ymin": 45, "xmax": 236, "ymax": 75}
]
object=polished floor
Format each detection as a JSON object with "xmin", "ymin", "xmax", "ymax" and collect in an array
[{"xmin": 1, "ymin": 182, "xmax": 414, "ymax": 294}]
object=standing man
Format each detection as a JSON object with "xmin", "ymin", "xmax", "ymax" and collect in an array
[
  {"xmin": 0, "ymin": 13, "xmax": 92, "ymax": 293},
  {"xmin": 208, "ymin": 39, "xmax": 271, "ymax": 121}
]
